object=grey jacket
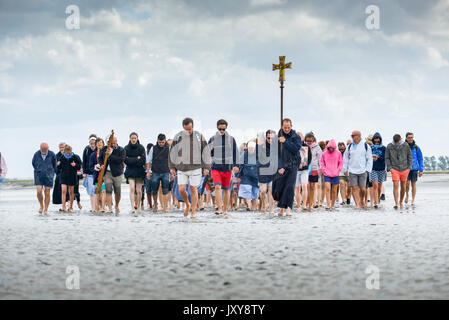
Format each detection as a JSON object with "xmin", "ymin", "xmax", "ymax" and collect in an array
[
  {"xmin": 169, "ymin": 130, "xmax": 212, "ymax": 172},
  {"xmin": 385, "ymin": 142, "xmax": 412, "ymax": 172},
  {"xmin": 309, "ymin": 143, "xmax": 322, "ymax": 171}
]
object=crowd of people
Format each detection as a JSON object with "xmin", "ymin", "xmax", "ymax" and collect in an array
[{"xmin": 26, "ymin": 117, "xmax": 424, "ymax": 217}]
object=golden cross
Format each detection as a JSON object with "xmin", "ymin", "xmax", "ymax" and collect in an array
[{"xmin": 272, "ymin": 56, "xmax": 292, "ymax": 83}]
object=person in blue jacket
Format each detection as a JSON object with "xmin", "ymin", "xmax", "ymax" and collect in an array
[
  {"xmin": 272, "ymin": 119, "xmax": 302, "ymax": 216},
  {"xmin": 369, "ymin": 132, "xmax": 386, "ymax": 208},
  {"xmin": 32, "ymin": 142, "xmax": 57, "ymax": 215},
  {"xmin": 405, "ymin": 132, "xmax": 424, "ymax": 206},
  {"xmin": 238, "ymin": 141, "xmax": 259, "ymax": 211}
]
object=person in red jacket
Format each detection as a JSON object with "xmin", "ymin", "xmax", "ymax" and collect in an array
[{"xmin": 320, "ymin": 140, "xmax": 343, "ymax": 210}]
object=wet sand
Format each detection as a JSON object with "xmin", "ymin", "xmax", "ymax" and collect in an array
[{"xmin": 1, "ymin": 174, "xmax": 449, "ymax": 299}]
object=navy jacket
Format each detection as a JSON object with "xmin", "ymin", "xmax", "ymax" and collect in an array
[
  {"xmin": 32, "ymin": 150, "xmax": 57, "ymax": 181},
  {"xmin": 371, "ymin": 132, "xmax": 386, "ymax": 171},
  {"xmin": 238, "ymin": 150, "xmax": 259, "ymax": 188},
  {"xmin": 82, "ymin": 146, "xmax": 96, "ymax": 175},
  {"xmin": 209, "ymin": 132, "xmax": 238, "ymax": 172},
  {"xmin": 277, "ymin": 129, "xmax": 302, "ymax": 170}
]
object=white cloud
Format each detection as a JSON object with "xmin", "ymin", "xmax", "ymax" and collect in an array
[
  {"xmin": 250, "ymin": 0, "xmax": 286, "ymax": 6},
  {"xmin": 82, "ymin": 8, "xmax": 143, "ymax": 34},
  {"xmin": 427, "ymin": 47, "xmax": 449, "ymax": 68}
]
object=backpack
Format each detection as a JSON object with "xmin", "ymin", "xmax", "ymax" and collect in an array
[
  {"xmin": 175, "ymin": 131, "xmax": 203, "ymax": 151},
  {"xmin": 347, "ymin": 142, "xmax": 368, "ymax": 160}
]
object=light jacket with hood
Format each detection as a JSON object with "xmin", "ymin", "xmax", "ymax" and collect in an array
[
  {"xmin": 320, "ymin": 140, "xmax": 343, "ymax": 178},
  {"xmin": 385, "ymin": 141, "xmax": 412, "ymax": 172},
  {"xmin": 343, "ymin": 140, "xmax": 373, "ymax": 174},
  {"xmin": 308, "ymin": 142, "xmax": 322, "ymax": 172},
  {"xmin": 371, "ymin": 132, "xmax": 386, "ymax": 171}
]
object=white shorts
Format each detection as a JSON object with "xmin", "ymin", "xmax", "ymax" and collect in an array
[
  {"xmin": 177, "ymin": 168, "xmax": 202, "ymax": 187},
  {"xmin": 296, "ymin": 170, "xmax": 309, "ymax": 186}
]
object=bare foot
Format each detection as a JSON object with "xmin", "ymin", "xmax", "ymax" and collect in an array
[
  {"xmin": 115, "ymin": 207, "xmax": 120, "ymax": 214},
  {"xmin": 77, "ymin": 202, "xmax": 82, "ymax": 209},
  {"xmin": 184, "ymin": 203, "xmax": 191, "ymax": 217}
]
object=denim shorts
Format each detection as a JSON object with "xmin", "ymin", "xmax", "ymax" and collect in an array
[
  {"xmin": 144, "ymin": 177, "xmax": 152, "ymax": 194},
  {"xmin": 150, "ymin": 172, "xmax": 170, "ymax": 195},
  {"xmin": 324, "ymin": 176, "xmax": 340, "ymax": 185},
  {"xmin": 238, "ymin": 184, "xmax": 260, "ymax": 199}
]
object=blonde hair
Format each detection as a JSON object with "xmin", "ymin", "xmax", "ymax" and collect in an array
[{"xmin": 64, "ymin": 145, "xmax": 72, "ymax": 153}]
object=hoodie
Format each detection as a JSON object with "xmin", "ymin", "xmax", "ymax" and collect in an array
[
  {"xmin": 370, "ymin": 132, "xmax": 386, "ymax": 171},
  {"xmin": 308, "ymin": 142, "xmax": 322, "ymax": 171},
  {"xmin": 320, "ymin": 140, "xmax": 343, "ymax": 178}
]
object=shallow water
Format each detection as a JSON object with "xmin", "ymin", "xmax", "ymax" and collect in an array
[{"xmin": 1, "ymin": 175, "xmax": 449, "ymax": 299}]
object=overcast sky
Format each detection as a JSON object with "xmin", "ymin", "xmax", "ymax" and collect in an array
[{"xmin": 1, "ymin": 0, "xmax": 448, "ymax": 178}]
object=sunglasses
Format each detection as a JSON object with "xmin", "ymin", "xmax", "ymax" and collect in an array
[{"xmin": 218, "ymin": 128, "xmax": 226, "ymax": 132}]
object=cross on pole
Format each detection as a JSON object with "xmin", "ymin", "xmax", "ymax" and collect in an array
[{"xmin": 272, "ymin": 56, "xmax": 292, "ymax": 126}]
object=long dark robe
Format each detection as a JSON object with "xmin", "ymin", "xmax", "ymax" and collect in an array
[
  {"xmin": 52, "ymin": 152, "xmax": 69, "ymax": 204},
  {"xmin": 272, "ymin": 129, "xmax": 302, "ymax": 209}
]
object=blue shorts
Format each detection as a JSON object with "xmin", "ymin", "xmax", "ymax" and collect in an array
[
  {"xmin": 34, "ymin": 172, "xmax": 53, "ymax": 188},
  {"xmin": 0, "ymin": 177, "xmax": 3, "ymax": 189},
  {"xmin": 324, "ymin": 176, "xmax": 340, "ymax": 185},
  {"xmin": 144, "ymin": 177, "xmax": 152, "ymax": 194},
  {"xmin": 369, "ymin": 170, "xmax": 386, "ymax": 183},
  {"xmin": 83, "ymin": 174, "xmax": 96, "ymax": 197},
  {"xmin": 238, "ymin": 184, "xmax": 260, "ymax": 199},
  {"xmin": 150, "ymin": 172, "xmax": 170, "ymax": 195}
]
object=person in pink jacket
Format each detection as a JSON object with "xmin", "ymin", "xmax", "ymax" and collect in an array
[{"xmin": 320, "ymin": 140, "xmax": 343, "ymax": 210}]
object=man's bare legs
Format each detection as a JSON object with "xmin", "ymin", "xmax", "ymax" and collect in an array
[
  {"xmin": 179, "ymin": 184, "xmax": 190, "ymax": 217},
  {"xmin": 359, "ymin": 187, "xmax": 367, "ymax": 208},
  {"xmin": 114, "ymin": 195, "xmax": 121, "ymax": 213},
  {"xmin": 36, "ymin": 186, "xmax": 44, "ymax": 213},
  {"xmin": 43, "ymin": 187, "xmax": 50, "ymax": 214},
  {"xmin": 372, "ymin": 181, "xmax": 382, "ymax": 207},
  {"xmin": 352, "ymin": 186, "xmax": 361, "ymax": 208},
  {"xmin": 190, "ymin": 186, "xmax": 198, "ymax": 218},
  {"xmin": 215, "ymin": 185, "xmax": 223, "ymax": 214},
  {"xmin": 399, "ymin": 180, "xmax": 407, "ymax": 209},
  {"xmin": 223, "ymin": 189, "xmax": 230, "ymax": 214},
  {"xmin": 259, "ymin": 184, "xmax": 267, "ymax": 213},
  {"xmin": 405, "ymin": 181, "xmax": 417, "ymax": 205}
]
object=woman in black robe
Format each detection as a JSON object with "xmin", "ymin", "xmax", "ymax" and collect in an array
[{"xmin": 52, "ymin": 142, "xmax": 69, "ymax": 207}]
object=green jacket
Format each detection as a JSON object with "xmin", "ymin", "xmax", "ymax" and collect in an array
[{"xmin": 385, "ymin": 142, "xmax": 412, "ymax": 172}]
